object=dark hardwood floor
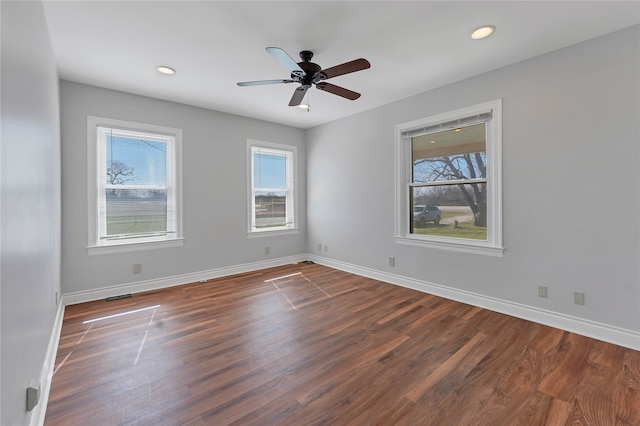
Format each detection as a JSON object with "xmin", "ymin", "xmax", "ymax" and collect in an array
[{"xmin": 45, "ymin": 263, "xmax": 640, "ymax": 425}]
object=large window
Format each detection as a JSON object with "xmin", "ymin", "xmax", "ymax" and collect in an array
[
  {"xmin": 395, "ymin": 100, "xmax": 503, "ymax": 256},
  {"xmin": 87, "ymin": 117, "xmax": 183, "ymax": 254},
  {"xmin": 247, "ymin": 140, "xmax": 297, "ymax": 235}
]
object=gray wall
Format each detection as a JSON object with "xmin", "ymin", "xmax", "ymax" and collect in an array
[
  {"xmin": 1, "ymin": 1, "xmax": 62, "ymax": 424},
  {"xmin": 306, "ymin": 25, "xmax": 640, "ymax": 332},
  {"xmin": 60, "ymin": 82, "xmax": 306, "ymax": 295}
]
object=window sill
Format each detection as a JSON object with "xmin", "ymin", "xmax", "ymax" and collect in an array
[
  {"xmin": 247, "ymin": 228, "xmax": 299, "ymax": 238},
  {"xmin": 88, "ymin": 238, "xmax": 184, "ymax": 255},
  {"xmin": 395, "ymin": 235, "xmax": 504, "ymax": 257}
]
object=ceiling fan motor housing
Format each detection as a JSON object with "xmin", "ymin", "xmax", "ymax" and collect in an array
[{"xmin": 293, "ymin": 50, "xmax": 322, "ymax": 87}]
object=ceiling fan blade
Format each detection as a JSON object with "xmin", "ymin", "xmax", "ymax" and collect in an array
[
  {"xmin": 266, "ymin": 47, "xmax": 305, "ymax": 78},
  {"xmin": 237, "ymin": 79, "xmax": 294, "ymax": 87},
  {"xmin": 318, "ymin": 58, "xmax": 370, "ymax": 80},
  {"xmin": 288, "ymin": 86, "xmax": 308, "ymax": 106},
  {"xmin": 315, "ymin": 82, "xmax": 361, "ymax": 100}
]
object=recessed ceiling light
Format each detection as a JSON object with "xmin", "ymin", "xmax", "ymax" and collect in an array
[
  {"xmin": 156, "ymin": 66, "xmax": 176, "ymax": 75},
  {"xmin": 470, "ymin": 25, "xmax": 495, "ymax": 40}
]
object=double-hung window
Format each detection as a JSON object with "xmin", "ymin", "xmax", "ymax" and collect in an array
[
  {"xmin": 395, "ymin": 100, "xmax": 503, "ymax": 256},
  {"xmin": 247, "ymin": 140, "xmax": 297, "ymax": 235},
  {"xmin": 87, "ymin": 117, "xmax": 183, "ymax": 254}
]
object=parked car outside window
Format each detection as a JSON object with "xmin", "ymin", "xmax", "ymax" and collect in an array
[{"xmin": 413, "ymin": 204, "xmax": 441, "ymax": 226}]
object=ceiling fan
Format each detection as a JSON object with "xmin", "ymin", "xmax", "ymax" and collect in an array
[{"xmin": 237, "ymin": 47, "xmax": 371, "ymax": 107}]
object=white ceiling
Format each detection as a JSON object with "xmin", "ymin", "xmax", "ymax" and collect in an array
[{"xmin": 42, "ymin": 1, "xmax": 639, "ymax": 129}]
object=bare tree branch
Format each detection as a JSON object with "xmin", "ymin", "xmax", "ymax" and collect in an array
[{"xmin": 107, "ymin": 161, "xmax": 134, "ymax": 185}]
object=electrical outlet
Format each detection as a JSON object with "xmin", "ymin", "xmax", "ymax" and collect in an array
[
  {"xmin": 324, "ymin": 245, "xmax": 328, "ymax": 252},
  {"xmin": 26, "ymin": 380, "xmax": 40, "ymax": 412},
  {"xmin": 388, "ymin": 257, "xmax": 395, "ymax": 267},
  {"xmin": 55, "ymin": 290, "xmax": 59, "ymax": 306},
  {"xmin": 317, "ymin": 243, "xmax": 322, "ymax": 251},
  {"xmin": 574, "ymin": 292, "xmax": 585, "ymax": 305},
  {"xmin": 132, "ymin": 263, "xmax": 142, "ymax": 274},
  {"xmin": 538, "ymin": 285, "xmax": 548, "ymax": 298},
  {"xmin": 264, "ymin": 246, "xmax": 270, "ymax": 255}
]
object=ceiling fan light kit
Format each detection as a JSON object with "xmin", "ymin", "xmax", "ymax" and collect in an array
[
  {"xmin": 298, "ymin": 91, "xmax": 310, "ymax": 111},
  {"xmin": 237, "ymin": 47, "xmax": 370, "ymax": 108}
]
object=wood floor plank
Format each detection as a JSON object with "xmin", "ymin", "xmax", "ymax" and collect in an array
[
  {"xmin": 405, "ymin": 331, "xmax": 488, "ymax": 402},
  {"xmin": 45, "ymin": 263, "xmax": 640, "ymax": 425},
  {"xmin": 426, "ymin": 329, "xmax": 534, "ymax": 424},
  {"xmin": 615, "ymin": 351, "xmax": 640, "ymax": 425},
  {"xmin": 537, "ymin": 332, "xmax": 595, "ymax": 401}
]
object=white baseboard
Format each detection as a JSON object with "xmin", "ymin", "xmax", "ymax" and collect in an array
[
  {"xmin": 60, "ymin": 252, "xmax": 639, "ymax": 351},
  {"xmin": 309, "ymin": 255, "xmax": 640, "ymax": 351},
  {"xmin": 29, "ymin": 300, "xmax": 65, "ymax": 426},
  {"xmin": 62, "ymin": 254, "xmax": 307, "ymax": 306}
]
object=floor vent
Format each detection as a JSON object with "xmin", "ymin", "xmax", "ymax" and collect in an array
[{"xmin": 106, "ymin": 294, "xmax": 132, "ymax": 302}]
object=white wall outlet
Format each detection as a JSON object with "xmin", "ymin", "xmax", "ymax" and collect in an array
[
  {"xmin": 538, "ymin": 285, "xmax": 548, "ymax": 298},
  {"xmin": 317, "ymin": 243, "xmax": 322, "ymax": 251},
  {"xmin": 132, "ymin": 263, "xmax": 142, "ymax": 274},
  {"xmin": 324, "ymin": 245, "xmax": 328, "ymax": 252},
  {"xmin": 574, "ymin": 291, "xmax": 585, "ymax": 305},
  {"xmin": 264, "ymin": 246, "xmax": 270, "ymax": 255},
  {"xmin": 388, "ymin": 257, "xmax": 395, "ymax": 267},
  {"xmin": 55, "ymin": 290, "xmax": 59, "ymax": 306}
]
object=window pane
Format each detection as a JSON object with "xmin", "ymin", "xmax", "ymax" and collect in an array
[
  {"xmin": 411, "ymin": 183, "xmax": 487, "ymax": 240},
  {"xmin": 106, "ymin": 135, "xmax": 166, "ymax": 186},
  {"xmin": 254, "ymin": 152, "xmax": 286, "ymax": 189},
  {"xmin": 254, "ymin": 191, "xmax": 286, "ymax": 228},
  {"xmin": 106, "ymin": 189, "xmax": 167, "ymax": 238},
  {"xmin": 412, "ymin": 123, "xmax": 486, "ymax": 183}
]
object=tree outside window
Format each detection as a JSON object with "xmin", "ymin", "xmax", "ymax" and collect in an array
[{"xmin": 411, "ymin": 123, "xmax": 487, "ymax": 240}]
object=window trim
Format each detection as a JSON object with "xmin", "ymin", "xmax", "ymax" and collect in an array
[
  {"xmin": 246, "ymin": 139, "xmax": 298, "ymax": 237},
  {"xmin": 394, "ymin": 99, "xmax": 503, "ymax": 256},
  {"xmin": 87, "ymin": 116, "xmax": 183, "ymax": 255}
]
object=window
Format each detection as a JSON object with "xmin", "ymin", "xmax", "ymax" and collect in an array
[
  {"xmin": 247, "ymin": 140, "xmax": 297, "ymax": 236},
  {"xmin": 87, "ymin": 117, "xmax": 183, "ymax": 254},
  {"xmin": 395, "ymin": 100, "xmax": 503, "ymax": 256}
]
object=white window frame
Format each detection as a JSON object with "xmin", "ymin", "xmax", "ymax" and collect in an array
[
  {"xmin": 394, "ymin": 99, "xmax": 503, "ymax": 256},
  {"xmin": 247, "ymin": 139, "xmax": 298, "ymax": 237},
  {"xmin": 87, "ymin": 116, "xmax": 183, "ymax": 255}
]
